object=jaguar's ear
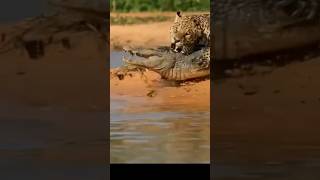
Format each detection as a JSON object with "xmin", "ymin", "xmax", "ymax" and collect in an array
[
  {"xmin": 177, "ymin": 11, "xmax": 182, "ymax": 17},
  {"xmin": 175, "ymin": 11, "xmax": 182, "ymax": 22}
]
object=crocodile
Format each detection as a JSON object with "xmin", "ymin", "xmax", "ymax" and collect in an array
[
  {"xmin": 214, "ymin": 0, "xmax": 320, "ymax": 60},
  {"xmin": 119, "ymin": 47, "xmax": 210, "ymax": 81}
]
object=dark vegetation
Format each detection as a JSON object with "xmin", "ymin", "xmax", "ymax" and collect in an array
[
  {"xmin": 110, "ymin": 0, "xmax": 210, "ymax": 12},
  {"xmin": 111, "ymin": 16, "xmax": 171, "ymax": 25}
]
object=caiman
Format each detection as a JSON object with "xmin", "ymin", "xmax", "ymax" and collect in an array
[
  {"xmin": 214, "ymin": 0, "xmax": 320, "ymax": 60},
  {"xmin": 120, "ymin": 47, "xmax": 210, "ymax": 81}
]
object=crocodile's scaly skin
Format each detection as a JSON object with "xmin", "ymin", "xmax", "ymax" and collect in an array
[
  {"xmin": 123, "ymin": 47, "xmax": 210, "ymax": 81},
  {"xmin": 214, "ymin": 0, "xmax": 320, "ymax": 60}
]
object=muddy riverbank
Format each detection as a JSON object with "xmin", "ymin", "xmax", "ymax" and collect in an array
[
  {"xmin": 213, "ymin": 51, "xmax": 320, "ymax": 179},
  {"xmin": 0, "ymin": 18, "xmax": 107, "ymax": 178}
]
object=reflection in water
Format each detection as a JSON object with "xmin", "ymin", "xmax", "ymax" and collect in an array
[
  {"xmin": 110, "ymin": 97, "xmax": 210, "ymax": 163},
  {"xmin": 110, "ymin": 51, "xmax": 124, "ymax": 68}
]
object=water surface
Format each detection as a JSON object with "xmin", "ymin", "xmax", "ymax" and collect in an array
[
  {"xmin": 110, "ymin": 95, "xmax": 210, "ymax": 163},
  {"xmin": 110, "ymin": 51, "xmax": 124, "ymax": 68}
]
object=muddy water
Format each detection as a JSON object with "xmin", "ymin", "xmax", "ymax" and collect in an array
[
  {"xmin": 110, "ymin": 51, "xmax": 124, "ymax": 68},
  {"xmin": 110, "ymin": 96, "xmax": 210, "ymax": 163},
  {"xmin": 110, "ymin": 51, "xmax": 210, "ymax": 163}
]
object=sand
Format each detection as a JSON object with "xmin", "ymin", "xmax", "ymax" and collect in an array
[
  {"xmin": 110, "ymin": 12, "xmax": 174, "ymax": 49},
  {"xmin": 110, "ymin": 21, "xmax": 172, "ymax": 50}
]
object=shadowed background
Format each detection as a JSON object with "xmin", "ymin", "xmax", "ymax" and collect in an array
[{"xmin": 0, "ymin": 0, "xmax": 108, "ymax": 179}]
